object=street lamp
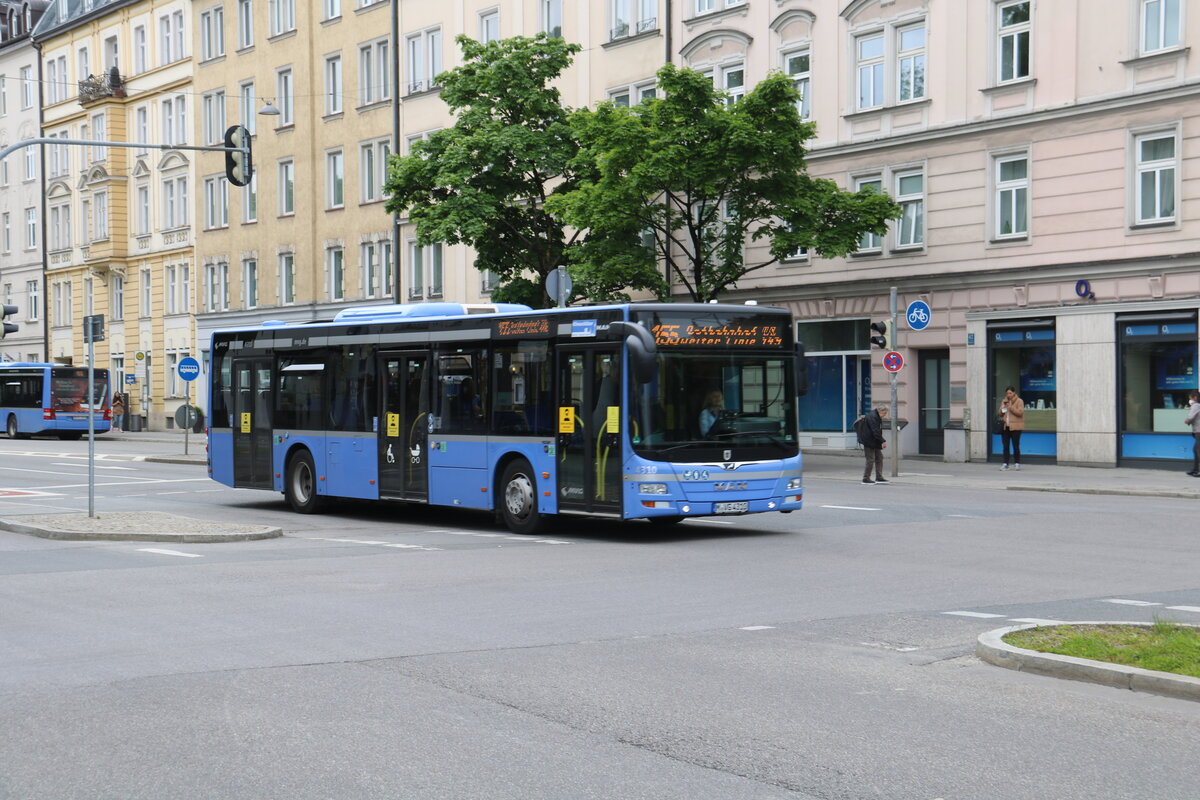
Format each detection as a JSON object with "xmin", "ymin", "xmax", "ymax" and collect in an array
[{"xmin": 258, "ymin": 99, "xmax": 281, "ymax": 117}]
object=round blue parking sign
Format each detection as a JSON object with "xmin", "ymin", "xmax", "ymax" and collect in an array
[
  {"xmin": 905, "ymin": 300, "xmax": 932, "ymax": 330},
  {"xmin": 177, "ymin": 356, "xmax": 201, "ymax": 382}
]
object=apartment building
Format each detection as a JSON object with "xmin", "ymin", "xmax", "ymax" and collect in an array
[
  {"xmin": 0, "ymin": 0, "xmax": 45, "ymax": 364},
  {"xmin": 33, "ymin": 0, "xmax": 197, "ymax": 430}
]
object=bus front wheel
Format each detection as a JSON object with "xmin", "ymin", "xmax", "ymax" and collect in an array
[
  {"xmin": 500, "ymin": 459, "xmax": 545, "ymax": 535},
  {"xmin": 285, "ymin": 450, "xmax": 327, "ymax": 514},
  {"xmin": 6, "ymin": 415, "xmax": 18, "ymax": 439}
]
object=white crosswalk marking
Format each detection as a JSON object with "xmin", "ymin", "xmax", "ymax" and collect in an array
[
  {"xmin": 1009, "ymin": 618, "xmax": 1068, "ymax": 625},
  {"xmin": 137, "ymin": 548, "xmax": 202, "ymax": 558},
  {"xmin": 1166, "ymin": 605, "xmax": 1200, "ymax": 613},
  {"xmin": 1102, "ymin": 599, "xmax": 1162, "ymax": 606},
  {"xmin": 942, "ymin": 611, "xmax": 1006, "ymax": 618}
]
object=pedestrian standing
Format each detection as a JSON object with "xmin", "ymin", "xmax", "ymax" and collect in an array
[
  {"xmin": 856, "ymin": 406, "xmax": 889, "ymax": 484},
  {"xmin": 1185, "ymin": 391, "xmax": 1200, "ymax": 477},
  {"xmin": 111, "ymin": 393, "xmax": 125, "ymax": 433},
  {"xmin": 998, "ymin": 385, "xmax": 1025, "ymax": 470}
]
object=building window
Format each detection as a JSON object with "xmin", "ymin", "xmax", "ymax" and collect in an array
[
  {"xmin": 608, "ymin": 80, "xmax": 656, "ymax": 107},
  {"xmin": 162, "ymin": 175, "xmax": 188, "ymax": 228},
  {"xmin": 243, "ymin": 172, "xmax": 258, "ymax": 223},
  {"xmin": 995, "ymin": 154, "xmax": 1028, "ymax": 238},
  {"xmin": 480, "ymin": 9, "xmax": 500, "ymax": 42},
  {"xmin": 181, "ymin": 264, "xmax": 191, "ymax": 314},
  {"xmin": 1135, "ymin": 131, "xmax": 1176, "ymax": 224},
  {"xmin": 50, "ymin": 204, "xmax": 71, "ymax": 250},
  {"xmin": 895, "ymin": 170, "xmax": 924, "ymax": 248},
  {"xmin": 408, "ymin": 241, "xmax": 443, "ymax": 299},
  {"xmin": 324, "ymin": 0, "xmax": 341, "ymax": 19},
  {"xmin": 141, "ymin": 270, "xmax": 152, "ymax": 317},
  {"xmin": 854, "ymin": 176, "xmax": 883, "ymax": 252},
  {"xmin": 46, "ymin": 55, "xmax": 67, "ymax": 103},
  {"xmin": 542, "ymin": 0, "xmax": 562, "ymax": 37},
  {"xmin": 611, "ymin": 0, "xmax": 656, "ymax": 39},
  {"xmin": 361, "ymin": 242, "xmax": 379, "ymax": 297},
  {"xmin": 200, "ymin": 6, "xmax": 225, "ymax": 61},
  {"xmin": 856, "ymin": 33, "xmax": 884, "ymax": 110},
  {"xmin": 998, "ymin": 1, "xmax": 1031, "ymax": 83},
  {"xmin": 135, "ymin": 106, "xmax": 149, "ymax": 154},
  {"xmin": 325, "ymin": 54, "xmax": 343, "ymax": 114},
  {"xmin": 24, "ymin": 207, "xmax": 36, "ymax": 249},
  {"xmin": 406, "ymin": 27, "xmax": 442, "ymax": 95},
  {"xmin": 326, "ymin": 150, "xmax": 344, "ymax": 208},
  {"xmin": 94, "ymin": 192, "xmax": 109, "ymax": 239},
  {"xmin": 136, "ymin": 185, "xmax": 150, "ymax": 235},
  {"xmin": 202, "ymin": 89, "xmax": 227, "ymax": 144},
  {"xmin": 279, "ymin": 253, "xmax": 295, "ymax": 304},
  {"xmin": 360, "ymin": 138, "xmax": 390, "ymax": 202},
  {"xmin": 161, "ymin": 95, "xmax": 187, "ymax": 146},
  {"xmin": 80, "ymin": 198, "xmax": 90, "ymax": 242},
  {"xmin": 784, "ymin": 50, "xmax": 811, "ymax": 120},
  {"xmin": 1, "ymin": 212, "xmax": 9, "ymax": 252},
  {"xmin": 328, "ymin": 247, "xmax": 345, "ymax": 300},
  {"xmin": 359, "ymin": 39, "xmax": 391, "ymax": 104},
  {"xmin": 1142, "ymin": 0, "xmax": 1181, "ymax": 53},
  {"xmin": 90, "ymin": 113, "xmax": 107, "ymax": 163},
  {"xmin": 205, "ymin": 262, "xmax": 229, "ymax": 311},
  {"xmin": 26, "ymin": 280, "xmax": 39, "ymax": 321},
  {"xmin": 159, "ymin": 11, "xmax": 185, "ymax": 65},
  {"xmin": 204, "ymin": 176, "xmax": 229, "ymax": 229},
  {"xmin": 278, "ymin": 160, "xmax": 295, "ymax": 215},
  {"xmin": 239, "ymin": 80, "xmax": 257, "ymax": 135},
  {"xmin": 897, "ymin": 23, "xmax": 926, "ymax": 102},
  {"xmin": 166, "ymin": 265, "xmax": 178, "ymax": 314},
  {"xmin": 269, "ymin": 0, "xmax": 295, "ymax": 36},
  {"xmin": 237, "ymin": 0, "xmax": 254, "ymax": 49},
  {"xmin": 243, "ymin": 258, "xmax": 258, "ymax": 308},
  {"xmin": 0, "ymin": 75, "xmax": 7, "ymax": 116},
  {"xmin": 112, "ymin": 276, "xmax": 124, "ymax": 320},
  {"xmin": 719, "ymin": 62, "xmax": 745, "ymax": 105},
  {"xmin": 24, "ymin": 142, "xmax": 36, "ymax": 180},
  {"xmin": 276, "ymin": 68, "xmax": 293, "ymax": 125}
]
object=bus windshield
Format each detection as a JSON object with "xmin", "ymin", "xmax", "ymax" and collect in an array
[{"xmin": 630, "ymin": 350, "xmax": 798, "ymax": 461}]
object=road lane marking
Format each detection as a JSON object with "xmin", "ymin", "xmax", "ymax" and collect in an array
[
  {"xmin": 693, "ymin": 518, "xmax": 734, "ymax": 525},
  {"xmin": 0, "ymin": 466, "xmax": 92, "ymax": 477},
  {"xmin": 383, "ymin": 543, "xmax": 442, "ymax": 551},
  {"xmin": 53, "ymin": 463, "xmax": 137, "ymax": 471},
  {"xmin": 1166, "ymin": 605, "xmax": 1200, "ymax": 613},
  {"xmin": 137, "ymin": 548, "xmax": 202, "ymax": 558},
  {"xmin": 821, "ymin": 505, "xmax": 881, "ymax": 511},
  {"xmin": 740, "ymin": 626, "xmax": 775, "ymax": 631},
  {"xmin": 942, "ymin": 611, "xmax": 1006, "ymax": 618},
  {"xmin": 1009, "ymin": 618, "xmax": 1069, "ymax": 625},
  {"xmin": 305, "ymin": 537, "xmax": 390, "ymax": 545},
  {"xmin": 533, "ymin": 539, "xmax": 571, "ymax": 544},
  {"xmin": 1102, "ymin": 599, "xmax": 1162, "ymax": 606},
  {"xmin": 35, "ymin": 478, "xmax": 212, "ymax": 489},
  {"xmin": 946, "ymin": 514, "xmax": 979, "ymax": 518}
]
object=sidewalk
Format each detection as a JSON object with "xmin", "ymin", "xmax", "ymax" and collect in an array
[{"xmin": 802, "ymin": 450, "xmax": 1200, "ymax": 499}]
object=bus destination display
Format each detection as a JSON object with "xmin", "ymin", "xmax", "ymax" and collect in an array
[{"xmin": 650, "ymin": 321, "xmax": 786, "ymax": 348}]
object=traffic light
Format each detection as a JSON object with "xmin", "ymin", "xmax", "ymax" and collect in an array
[
  {"xmin": 0, "ymin": 303, "xmax": 16, "ymax": 339},
  {"xmin": 869, "ymin": 320, "xmax": 892, "ymax": 350},
  {"xmin": 224, "ymin": 125, "xmax": 253, "ymax": 187}
]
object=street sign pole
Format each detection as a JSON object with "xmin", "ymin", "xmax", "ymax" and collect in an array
[
  {"xmin": 184, "ymin": 380, "xmax": 190, "ymax": 456},
  {"xmin": 176, "ymin": 356, "xmax": 201, "ymax": 455},
  {"xmin": 889, "ymin": 286, "xmax": 899, "ymax": 478},
  {"xmin": 86, "ymin": 319, "xmax": 96, "ymax": 518}
]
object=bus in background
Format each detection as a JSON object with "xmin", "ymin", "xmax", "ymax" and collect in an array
[
  {"xmin": 206, "ymin": 302, "xmax": 805, "ymax": 533},
  {"xmin": 0, "ymin": 363, "xmax": 112, "ymax": 439}
]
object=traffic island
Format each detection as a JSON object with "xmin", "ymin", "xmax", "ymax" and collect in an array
[
  {"xmin": 977, "ymin": 622, "xmax": 1200, "ymax": 702},
  {"xmin": 0, "ymin": 511, "xmax": 281, "ymax": 543}
]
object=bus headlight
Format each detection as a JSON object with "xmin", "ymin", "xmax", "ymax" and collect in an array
[
  {"xmin": 786, "ymin": 477, "xmax": 802, "ymax": 490},
  {"xmin": 639, "ymin": 483, "xmax": 668, "ymax": 495}
]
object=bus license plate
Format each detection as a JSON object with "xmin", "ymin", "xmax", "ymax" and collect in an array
[{"xmin": 714, "ymin": 501, "xmax": 748, "ymax": 514}]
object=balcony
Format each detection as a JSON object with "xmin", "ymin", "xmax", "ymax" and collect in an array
[{"xmin": 78, "ymin": 67, "xmax": 126, "ymax": 105}]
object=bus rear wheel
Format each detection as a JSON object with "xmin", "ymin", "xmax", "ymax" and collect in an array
[
  {"xmin": 500, "ymin": 459, "xmax": 545, "ymax": 535},
  {"xmin": 6, "ymin": 415, "xmax": 18, "ymax": 439},
  {"xmin": 285, "ymin": 449, "xmax": 327, "ymax": 514}
]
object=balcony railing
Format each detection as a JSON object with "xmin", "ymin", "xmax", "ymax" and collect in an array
[{"xmin": 78, "ymin": 67, "xmax": 126, "ymax": 104}]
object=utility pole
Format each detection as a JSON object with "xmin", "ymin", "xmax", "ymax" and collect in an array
[{"xmin": 889, "ymin": 286, "xmax": 899, "ymax": 478}]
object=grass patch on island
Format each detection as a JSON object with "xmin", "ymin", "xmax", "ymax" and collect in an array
[{"xmin": 1004, "ymin": 620, "xmax": 1200, "ymax": 679}]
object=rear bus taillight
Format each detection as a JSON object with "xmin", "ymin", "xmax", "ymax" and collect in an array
[{"xmin": 43, "ymin": 408, "xmax": 55, "ymax": 420}]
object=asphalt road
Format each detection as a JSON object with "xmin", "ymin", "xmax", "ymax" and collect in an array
[{"xmin": 1, "ymin": 437, "xmax": 1198, "ymax": 799}]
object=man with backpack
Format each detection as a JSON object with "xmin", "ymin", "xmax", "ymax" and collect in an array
[{"xmin": 855, "ymin": 406, "xmax": 889, "ymax": 484}]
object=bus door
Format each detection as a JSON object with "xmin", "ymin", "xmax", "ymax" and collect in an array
[
  {"xmin": 232, "ymin": 357, "xmax": 273, "ymax": 488},
  {"xmin": 556, "ymin": 346, "xmax": 622, "ymax": 515},
  {"xmin": 378, "ymin": 352, "xmax": 429, "ymax": 502}
]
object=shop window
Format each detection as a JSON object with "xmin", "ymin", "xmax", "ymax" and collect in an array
[
  {"xmin": 1118, "ymin": 314, "xmax": 1197, "ymax": 461},
  {"xmin": 989, "ymin": 322, "xmax": 1057, "ymax": 458}
]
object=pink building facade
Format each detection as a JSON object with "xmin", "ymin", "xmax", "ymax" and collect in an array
[{"xmin": 678, "ymin": 0, "xmax": 1200, "ymax": 467}]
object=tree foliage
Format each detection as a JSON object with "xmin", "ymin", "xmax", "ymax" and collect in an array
[
  {"xmin": 383, "ymin": 34, "xmax": 585, "ymax": 307},
  {"xmin": 548, "ymin": 65, "xmax": 902, "ymax": 303}
]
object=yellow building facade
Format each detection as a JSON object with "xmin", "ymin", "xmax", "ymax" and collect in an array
[{"xmin": 35, "ymin": 0, "xmax": 197, "ymax": 430}]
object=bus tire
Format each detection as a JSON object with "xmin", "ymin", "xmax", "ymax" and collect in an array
[
  {"xmin": 5, "ymin": 415, "xmax": 18, "ymax": 439},
  {"xmin": 285, "ymin": 449, "xmax": 327, "ymax": 514},
  {"xmin": 647, "ymin": 515, "xmax": 684, "ymax": 526},
  {"xmin": 500, "ymin": 459, "xmax": 545, "ymax": 535}
]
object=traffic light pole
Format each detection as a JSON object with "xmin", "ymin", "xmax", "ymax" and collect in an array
[
  {"xmin": 0, "ymin": 137, "xmax": 248, "ymax": 171},
  {"xmin": 889, "ymin": 286, "xmax": 899, "ymax": 478}
]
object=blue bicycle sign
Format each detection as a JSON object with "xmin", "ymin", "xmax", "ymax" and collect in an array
[{"xmin": 906, "ymin": 300, "xmax": 932, "ymax": 330}]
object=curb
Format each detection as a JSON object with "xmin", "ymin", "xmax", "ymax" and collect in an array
[
  {"xmin": 977, "ymin": 622, "xmax": 1200, "ymax": 702},
  {"xmin": 1006, "ymin": 485, "xmax": 1200, "ymax": 499},
  {"xmin": 0, "ymin": 518, "xmax": 282, "ymax": 543},
  {"xmin": 143, "ymin": 455, "xmax": 207, "ymax": 465}
]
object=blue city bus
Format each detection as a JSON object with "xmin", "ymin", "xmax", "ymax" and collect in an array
[
  {"xmin": 207, "ymin": 302, "xmax": 806, "ymax": 533},
  {"xmin": 0, "ymin": 362, "xmax": 112, "ymax": 439}
]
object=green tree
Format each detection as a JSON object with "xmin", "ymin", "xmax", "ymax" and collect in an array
[
  {"xmin": 383, "ymin": 34, "xmax": 585, "ymax": 307},
  {"xmin": 549, "ymin": 64, "xmax": 902, "ymax": 303}
]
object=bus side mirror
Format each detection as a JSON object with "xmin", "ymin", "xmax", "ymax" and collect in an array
[
  {"xmin": 610, "ymin": 321, "xmax": 658, "ymax": 384},
  {"xmin": 795, "ymin": 342, "xmax": 808, "ymax": 397}
]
